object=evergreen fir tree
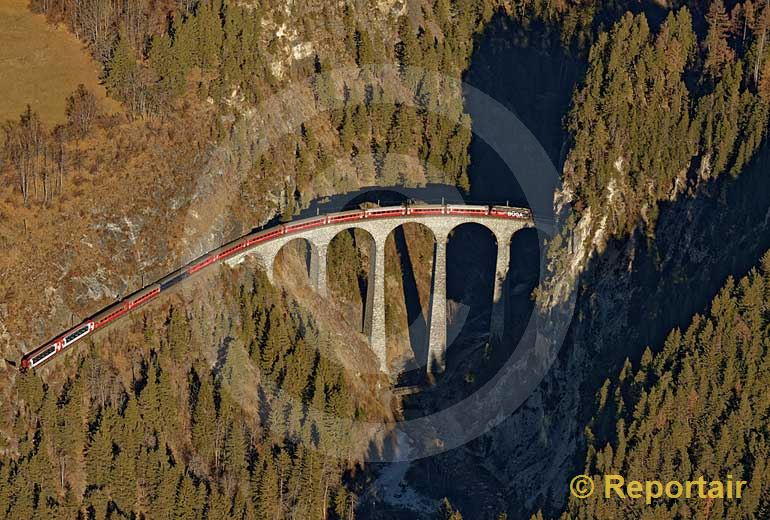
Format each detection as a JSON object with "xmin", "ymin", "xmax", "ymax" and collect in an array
[
  {"xmin": 105, "ymin": 35, "xmax": 138, "ymax": 106},
  {"xmin": 704, "ymin": 0, "xmax": 735, "ymax": 78},
  {"xmin": 192, "ymin": 373, "xmax": 218, "ymax": 466}
]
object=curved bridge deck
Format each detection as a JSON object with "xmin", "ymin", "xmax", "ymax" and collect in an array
[{"xmin": 21, "ymin": 203, "xmax": 536, "ymax": 373}]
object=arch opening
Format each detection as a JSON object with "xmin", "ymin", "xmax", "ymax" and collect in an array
[
  {"xmin": 326, "ymin": 227, "xmax": 375, "ymax": 333},
  {"xmin": 385, "ymin": 222, "xmax": 436, "ymax": 378},
  {"xmin": 274, "ymin": 238, "xmax": 318, "ymax": 288},
  {"xmin": 500, "ymin": 227, "xmax": 540, "ymax": 348},
  {"xmin": 445, "ymin": 223, "xmax": 497, "ymax": 369}
]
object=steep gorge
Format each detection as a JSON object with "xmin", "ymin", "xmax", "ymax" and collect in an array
[
  {"xmin": 3, "ymin": 1, "xmax": 770, "ymax": 518},
  {"xmin": 369, "ymin": 8, "xmax": 770, "ymax": 518}
]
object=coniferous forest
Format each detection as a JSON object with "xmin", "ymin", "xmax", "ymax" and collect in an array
[
  {"xmin": 1, "ymin": 0, "xmax": 770, "ymax": 518},
  {"xmin": 548, "ymin": 252, "xmax": 770, "ymax": 519},
  {"xmin": 3, "ymin": 268, "xmax": 369, "ymax": 519}
]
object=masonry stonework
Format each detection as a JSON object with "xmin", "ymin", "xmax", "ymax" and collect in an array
[{"xmin": 226, "ymin": 214, "xmax": 533, "ymax": 375}]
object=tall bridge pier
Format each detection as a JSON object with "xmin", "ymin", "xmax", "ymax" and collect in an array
[
  {"xmin": 239, "ymin": 214, "xmax": 532, "ymax": 375},
  {"xmin": 427, "ymin": 233, "xmax": 448, "ymax": 373},
  {"xmin": 490, "ymin": 227, "xmax": 515, "ymax": 341}
]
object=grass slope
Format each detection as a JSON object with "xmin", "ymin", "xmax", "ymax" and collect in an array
[{"xmin": 0, "ymin": 0, "xmax": 120, "ymax": 126}]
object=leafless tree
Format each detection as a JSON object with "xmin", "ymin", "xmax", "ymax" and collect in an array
[
  {"xmin": 66, "ymin": 84, "xmax": 102, "ymax": 138},
  {"xmin": 50, "ymin": 125, "xmax": 68, "ymax": 195},
  {"xmin": 3, "ymin": 106, "xmax": 46, "ymax": 205}
]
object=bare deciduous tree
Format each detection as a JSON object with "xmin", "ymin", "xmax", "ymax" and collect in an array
[
  {"xmin": 3, "ymin": 106, "xmax": 46, "ymax": 205},
  {"xmin": 66, "ymin": 84, "xmax": 102, "ymax": 138}
]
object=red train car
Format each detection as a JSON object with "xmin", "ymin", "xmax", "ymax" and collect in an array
[
  {"xmin": 21, "ymin": 321, "xmax": 95, "ymax": 370},
  {"xmin": 446, "ymin": 204, "xmax": 490, "ymax": 216},
  {"xmin": 284, "ymin": 216, "xmax": 327, "ymax": 234},
  {"xmin": 247, "ymin": 227, "xmax": 285, "ymax": 246},
  {"xmin": 365, "ymin": 206, "xmax": 407, "ymax": 218},
  {"xmin": 327, "ymin": 210, "xmax": 365, "ymax": 223},
  {"xmin": 406, "ymin": 205, "xmax": 445, "ymax": 216},
  {"xmin": 490, "ymin": 206, "xmax": 531, "ymax": 219},
  {"xmin": 93, "ymin": 303, "xmax": 128, "ymax": 329}
]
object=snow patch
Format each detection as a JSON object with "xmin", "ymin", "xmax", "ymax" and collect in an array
[
  {"xmin": 292, "ymin": 42, "xmax": 313, "ymax": 60},
  {"xmin": 613, "ymin": 156, "xmax": 625, "ymax": 173},
  {"xmin": 270, "ymin": 60, "xmax": 284, "ymax": 79}
]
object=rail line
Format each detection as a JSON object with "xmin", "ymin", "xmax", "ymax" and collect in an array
[{"xmin": 20, "ymin": 203, "xmax": 533, "ymax": 370}]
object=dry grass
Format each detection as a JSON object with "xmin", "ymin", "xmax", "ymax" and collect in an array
[
  {"xmin": 0, "ymin": 0, "xmax": 120, "ymax": 126},
  {"xmin": 0, "ymin": 103, "xmax": 216, "ymax": 356}
]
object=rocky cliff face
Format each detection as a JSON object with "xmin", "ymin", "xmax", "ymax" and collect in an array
[{"xmin": 450, "ymin": 143, "xmax": 770, "ymax": 518}]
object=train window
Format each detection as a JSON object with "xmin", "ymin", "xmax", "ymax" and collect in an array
[
  {"xmin": 32, "ymin": 346, "xmax": 56, "ymax": 365},
  {"xmin": 64, "ymin": 325, "xmax": 89, "ymax": 344},
  {"xmin": 100, "ymin": 311, "xmax": 120, "ymax": 324}
]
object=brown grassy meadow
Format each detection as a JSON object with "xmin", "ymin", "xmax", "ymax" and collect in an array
[{"xmin": 0, "ymin": 0, "xmax": 120, "ymax": 126}]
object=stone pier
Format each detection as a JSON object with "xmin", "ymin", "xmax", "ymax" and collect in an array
[
  {"xmin": 367, "ymin": 234, "xmax": 388, "ymax": 371},
  {"xmin": 309, "ymin": 240, "xmax": 327, "ymax": 297},
  {"xmin": 490, "ymin": 228, "xmax": 514, "ymax": 340},
  {"xmin": 427, "ymin": 232, "xmax": 448, "ymax": 373}
]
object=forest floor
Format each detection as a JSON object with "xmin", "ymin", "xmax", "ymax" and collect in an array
[{"xmin": 0, "ymin": 0, "xmax": 120, "ymax": 126}]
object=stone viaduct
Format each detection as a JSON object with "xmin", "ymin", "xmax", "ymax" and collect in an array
[{"xmin": 226, "ymin": 209, "xmax": 534, "ymax": 374}]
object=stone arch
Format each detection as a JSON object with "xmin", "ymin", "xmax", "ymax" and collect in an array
[
  {"xmin": 326, "ymin": 227, "xmax": 376, "ymax": 332},
  {"xmin": 328, "ymin": 225, "xmax": 377, "ymax": 243},
  {"xmin": 273, "ymin": 237, "xmax": 320, "ymax": 288},
  {"xmin": 384, "ymin": 222, "xmax": 438, "ymax": 375},
  {"xmin": 445, "ymin": 219, "xmax": 499, "ymax": 244}
]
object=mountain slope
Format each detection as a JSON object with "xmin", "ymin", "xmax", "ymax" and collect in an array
[{"xmin": 545, "ymin": 251, "xmax": 770, "ymax": 519}]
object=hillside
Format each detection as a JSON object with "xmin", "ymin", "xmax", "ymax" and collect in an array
[
  {"xmin": 0, "ymin": 0, "xmax": 119, "ymax": 125},
  {"xmin": 0, "ymin": 261, "xmax": 392, "ymax": 518},
  {"xmin": 547, "ymin": 251, "xmax": 770, "ymax": 519},
  {"xmin": 1, "ymin": 0, "xmax": 767, "ymax": 366},
  {"xmin": 2, "ymin": 0, "xmax": 770, "ymax": 519},
  {"xmin": 0, "ymin": 0, "xmax": 487, "ymax": 361}
]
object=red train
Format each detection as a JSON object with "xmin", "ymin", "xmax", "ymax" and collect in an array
[{"xmin": 20, "ymin": 203, "xmax": 531, "ymax": 369}]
